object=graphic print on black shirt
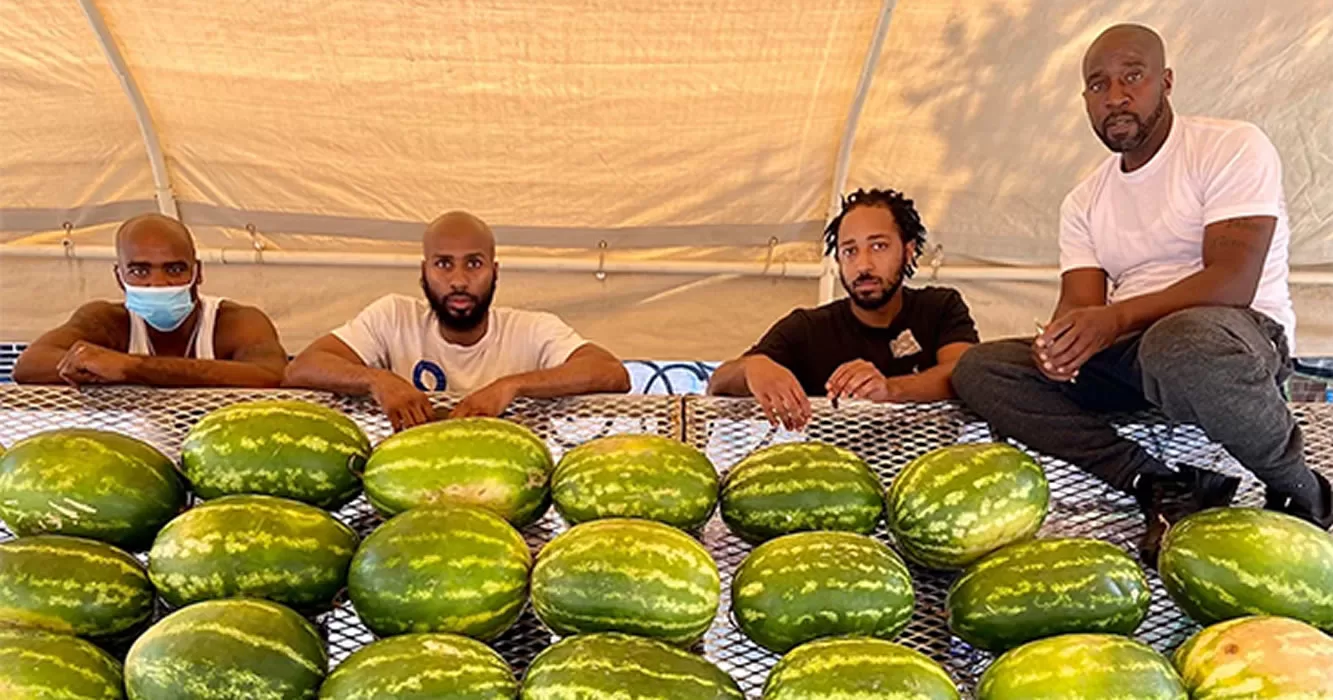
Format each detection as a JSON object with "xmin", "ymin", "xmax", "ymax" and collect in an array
[{"xmin": 745, "ymin": 286, "xmax": 980, "ymax": 396}]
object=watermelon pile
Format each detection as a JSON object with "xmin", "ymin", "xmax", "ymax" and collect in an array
[
  {"xmin": 732, "ymin": 531, "xmax": 915, "ymax": 653},
  {"xmin": 886, "ymin": 442, "xmax": 1048, "ymax": 570},
  {"xmin": 348, "ymin": 505, "xmax": 531, "ymax": 640},
  {"xmin": 0, "ymin": 428, "xmax": 186, "ymax": 549},
  {"xmin": 125, "ymin": 597, "xmax": 327, "ymax": 699},
  {"xmin": 552, "ymin": 434, "xmax": 718, "ymax": 529},
  {"xmin": 149, "ymin": 494, "xmax": 359, "ymax": 610},
  {"xmin": 521, "ymin": 632, "xmax": 743, "ymax": 700},
  {"xmin": 1173, "ymin": 615, "xmax": 1333, "ymax": 698},
  {"xmin": 763, "ymin": 637, "xmax": 960, "ymax": 700},
  {"xmin": 947, "ymin": 537, "xmax": 1150, "ymax": 651},
  {"xmin": 1159, "ymin": 507, "xmax": 1333, "ymax": 630},
  {"xmin": 720, "ymin": 441, "xmax": 884, "ymax": 542},
  {"xmin": 364, "ymin": 417, "xmax": 553, "ymax": 526},
  {"xmin": 531, "ymin": 518, "xmax": 720, "ymax": 646},
  {"xmin": 181, "ymin": 400, "xmax": 369, "ymax": 508}
]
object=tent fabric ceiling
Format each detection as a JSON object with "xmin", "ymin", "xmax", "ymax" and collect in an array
[{"xmin": 1, "ymin": 0, "xmax": 1331, "ymax": 357}]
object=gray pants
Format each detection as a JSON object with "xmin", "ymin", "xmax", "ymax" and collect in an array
[{"xmin": 951, "ymin": 307, "xmax": 1320, "ymax": 508}]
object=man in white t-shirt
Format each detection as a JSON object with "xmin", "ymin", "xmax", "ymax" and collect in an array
[
  {"xmin": 283, "ymin": 211, "xmax": 630, "ymax": 431},
  {"xmin": 952, "ymin": 24, "xmax": 1332, "ymax": 563}
]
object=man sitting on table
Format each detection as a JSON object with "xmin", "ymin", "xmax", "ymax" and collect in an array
[
  {"xmin": 708, "ymin": 188, "xmax": 979, "ymax": 430},
  {"xmin": 951, "ymin": 25, "xmax": 1333, "ymax": 562},
  {"xmin": 283, "ymin": 211, "xmax": 630, "ymax": 431},
  {"xmin": 13, "ymin": 214, "xmax": 287, "ymax": 387}
]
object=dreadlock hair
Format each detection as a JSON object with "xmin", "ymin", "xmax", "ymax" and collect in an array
[{"xmin": 823, "ymin": 188, "xmax": 928, "ymax": 278}]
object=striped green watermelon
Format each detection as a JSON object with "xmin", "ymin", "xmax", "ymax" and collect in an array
[
  {"xmin": 319, "ymin": 633, "xmax": 518, "ymax": 700},
  {"xmin": 552, "ymin": 434, "xmax": 718, "ymax": 530},
  {"xmin": 732, "ymin": 531, "xmax": 914, "ymax": 653},
  {"xmin": 181, "ymin": 400, "xmax": 369, "ymax": 508},
  {"xmin": 0, "ymin": 429, "xmax": 186, "ymax": 549},
  {"xmin": 720, "ymin": 442, "xmax": 883, "ymax": 542},
  {"xmin": 762, "ymin": 637, "xmax": 960, "ymax": 700},
  {"xmin": 125, "ymin": 598, "xmax": 326, "ymax": 700},
  {"xmin": 148, "ymin": 495, "xmax": 358, "ymax": 610},
  {"xmin": 520, "ymin": 632, "xmax": 742, "ymax": 700},
  {"xmin": 0, "ymin": 534, "xmax": 154, "ymax": 640},
  {"xmin": 1172, "ymin": 616, "xmax": 1333, "ymax": 698},
  {"xmin": 364, "ymin": 418, "xmax": 553, "ymax": 527},
  {"xmin": 977, "ymin": 634, "xmax": 1186, "ymax": 700},
  {"xmin": 348, "ymin": 505, "xmax": 531, "ymax": 640},
  {"xmin": 530, "ymin": 518, "xmax": 720, "ymax": 646},
  {"xmin": 0, "ymin": 627, "xmax": 125, "ymax": 699},
  {"xmin": 886, "ymin": 443, "xmax": 1047, "ymax": 570},
  {"xmin": 947, "ymin": 537, "xmax": 1150, "ymax": 651},
  {"xmin": 1159, "ymin": 507, "xmax": 1333, "ymax": 631}
]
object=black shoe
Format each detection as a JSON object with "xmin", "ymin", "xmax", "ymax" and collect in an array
[
  {"xmin": 1132, "ymin": 467, "xmax": 1241, "ymax": 570},
  {"xmin": 1266, "ymin": 470, "xmax": 1333, "ymax": 531}
]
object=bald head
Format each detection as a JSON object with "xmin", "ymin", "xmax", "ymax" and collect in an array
[
  {"xmin": 1084, "ymin": 24, "xmax": 1166, "ymax": 75},
  {"xmin": 114, "ymin": 214, "xmax": 201, "ymax": 288},
  {"xmin": 424, "ymin": 211, "xmax": 495, "ymax": 258},
  {"xmin": 115, "ymin": 214, "xmax": 196, "ymax": 258}
]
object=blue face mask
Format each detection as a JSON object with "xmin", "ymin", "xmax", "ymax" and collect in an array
[{"xmin": 123, "ymin": 273, "xmax": 198, "ymax": 332}]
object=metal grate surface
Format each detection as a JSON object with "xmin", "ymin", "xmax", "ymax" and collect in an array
[
  {"xmin": 0, "ymin": 385, "xmax": 680, "ymax": 677},
  {"xmin": 683, "ymin": 396, "xmax": 1333, "ymax": 697},
  {"xmin": 1, "ymin": 386, "xmax": 1330, "ymax": 698}
]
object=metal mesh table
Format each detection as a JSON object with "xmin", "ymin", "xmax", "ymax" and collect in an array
[{"xmin": 1, "ymin": 386, "xmax": 1330, "ymax": 698}]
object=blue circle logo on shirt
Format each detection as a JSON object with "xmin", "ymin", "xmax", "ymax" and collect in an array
[{"xmin": 412, "ymin": 361, "xmax": 447, "ymax": 392}]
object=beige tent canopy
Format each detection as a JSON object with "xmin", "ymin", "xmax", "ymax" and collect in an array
[{"xmin": 2, "ymin": 0, "xmax": 1331, "ymax": 359}]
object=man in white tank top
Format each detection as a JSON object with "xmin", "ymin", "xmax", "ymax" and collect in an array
[
  {"xmin": 284, "ymin": 211, "xmax": 630, "ymax": 431},
  {"xmin": 13, "ymin": 214, "xmax": 288, "ymax": 387},
  {"xmin": 952, "ymin": 24, "xmax": 1332, "ymax": 560}
]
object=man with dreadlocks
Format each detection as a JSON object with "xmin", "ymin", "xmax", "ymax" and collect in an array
[
  {"xmin": 952, "ymin": 25, "xmax": 1332, "ymax": 565},
  {"xmin": 708, "ymin": 188, "xmax": 978, "ymax": 430}
]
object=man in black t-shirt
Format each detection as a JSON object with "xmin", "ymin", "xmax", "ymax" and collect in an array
[{"xmin": 708, "ymin": 188, "xmax": 979, "ymax": 429}]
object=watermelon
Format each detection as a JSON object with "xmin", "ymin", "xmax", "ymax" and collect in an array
[
  {"xmin": 732, "ymin": 531, "xmax": 915, "ymax": 653},
  {"xmin": 885, "ymin": 442, "xmax": 1048, "ymax": 570},
  {"xmin": 762, "ymin": 637, "xmax": 960, "ymax": 700},
  {"xmin": 552, "ymin": 434, "xmax": 718, "ymax": 530},
  {"xmin": 0, "ymin": 429, "xmax": 185, "ymax": 549},
  {"xmin": 363, "ymin": 418, "xmax": 553, "ymax": 527},
  {"xmin": 1173, "ymin": 615, "xmax": 1333, "ymax": 698},
  {"xmin": 1159, "ymin": 507, "xmax": 1333, "ymax": 631},
  {"xmin": 0, "ymin": 626, "xmax": 125, "ymax": 699},
  {"xmin": 125, "ymin": 598, "xmax": 326, "ymax": 700},
  {"xmin": 947, "ymin": 537, "xmax": 1150, "ymax": 651},
  {"xmin": 977, "ymin": 634, "xmax": 1187, "ymax": 700},
  {"xmin": 719, "ymin": 442, "xmax": 883, "ymax": 542},
  {"xmin": 148, "ymin": 494, "xmax": 358, "ymax": 610},
  {"xmin": 520, "ymin": 632, "xmax": 742, "ymax": 700},
  {"xmin": 530, "ymin": 518, "xmax": 720, "ymax": 646},
  {"xmin": 0, "ymin": 534, "xmax": 154, "ymax": 640},
  {"xmin": 348, "ymin": 505, "xmax": 531, "ymax": 640},
  {"xmin": 180, "ymin": 400, "xmax": 368, "ymax": 508},
  {"xmin": 319, "ymin": 633, "xmax": 518, "ymax": 700}
]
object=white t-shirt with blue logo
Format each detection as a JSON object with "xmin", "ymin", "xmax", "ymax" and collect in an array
[{"xmin": 332, "ymin": 294, "xmax": 587, "ymax": 395}]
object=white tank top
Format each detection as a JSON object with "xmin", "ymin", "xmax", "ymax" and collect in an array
[{"xmin": 127, "ymin": 295, "xmax": 223, "ymax": 360}]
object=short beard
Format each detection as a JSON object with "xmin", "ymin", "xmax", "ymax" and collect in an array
[
  {"xmin": 1096, "ymin": 93, "xmax": 1166, "ymax": 153},
  {"xmin": 841, "ymin": 266, "xmax": 905, "ymax": 311},
  {"xmin": 421, "ymin": 275, "xmax": 496, "ymax": 332}
]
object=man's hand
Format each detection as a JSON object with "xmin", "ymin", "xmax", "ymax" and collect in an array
[
  {"xmin": 450, "ymin": 378, "xmax": 520, "ymax": 419},
  {"xmin": 826, "ymin": 359, "xmax": 895, "ymax": 403},
  {"xmin": 370, "ymin": 373, "xmax": 437, "ymax": 432},
  {"xmin": 743, "ymin": 356, "xmax": 811, "ymax": 431},
  {"xmin": 1036, "ymin": 306, "xmax": 1123, "ymax": 379},
  {"xmin": 56, "ymin": 341, "xmax": 138, "ymax": 386}
]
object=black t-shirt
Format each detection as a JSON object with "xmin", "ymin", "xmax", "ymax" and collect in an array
[{"xmin": 745, "ymin": 286, "xmax": 980, "ymax": 396}]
